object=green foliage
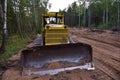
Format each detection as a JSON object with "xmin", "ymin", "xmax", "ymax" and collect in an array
[
  {"xmin": 97, "ymin": 23, "xmax": 107, "ymax": 29},
  {"xmin": 90, "ymin": 24, "xmax": 97, "ymax": 28},
  {"xmin": 6, "ymin": 0, "xmax": 50, "ymax": 35},
  {"xmin": 7, "ymin": 0, "xmax": 17, "ymax": 34},
  {"xmin": 0, "ymin": 0, "xmax": 50, "ymax": 62},
  {"xmin": 0, "ymin": 35, "xmax": 29, "ymax": 62},
  {"xmin": 67, "ymin": 1, "xmax": 79, "ymax": 15}
]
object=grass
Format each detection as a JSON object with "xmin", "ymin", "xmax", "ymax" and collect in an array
[{"xmin": 0, "ymin": 35, "xmax": 30, "ymax": 62}]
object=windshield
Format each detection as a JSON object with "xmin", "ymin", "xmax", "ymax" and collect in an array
[{"xmin": 44, "ymin": 17, "xmax": 62, "ymax": 24}]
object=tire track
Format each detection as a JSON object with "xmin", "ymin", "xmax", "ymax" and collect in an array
[
  {"xmin": 70, "ymin": 29, "xmax": 120, "ymax": 48},
  {"xmin": 71, "ymin": 32, "xmax": 120, "ymax": 80},
  {"xmin": 93, "ymin": 49, "xmax": 120, "ymax": 71},
  {"xmin": 81, "ymin": 36, "xmax": 120, "ymax": 48},
  {"xmin": 94, "ymin": 59, "xmax": 120, "ymax": 80},
  {"xmin": 88, "ymin": 68, "xmax": 114, "ymax": 80},
  {"xmin": 71, "ymin": 35, "xmax": 120, "ymax": 61}
]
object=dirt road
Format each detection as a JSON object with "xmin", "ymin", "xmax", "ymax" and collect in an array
[
  {"xmin": 70, "ymin": 28, "xmax": 120, "ymax": 80},
  {"xmin": 1, "ymin": 28, "xmax": 120, "ymax": 80}
]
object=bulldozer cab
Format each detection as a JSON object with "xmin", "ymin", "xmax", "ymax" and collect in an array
[
  {"xmin": 42, "ymin": 12, "xmax": 64, "ymax": 27},
  {"xmin": 41, "ymin": 12, "xmax": 69, "ymax": 46}
]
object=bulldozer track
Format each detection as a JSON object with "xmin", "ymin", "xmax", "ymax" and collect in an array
[
  {"xmin": 72, "ymin": 35, "xmax": 120, "ymax": 61},
  {"xmin": 81, "ymin": 36, "xmax": 120, "ymax": 48},
  {"xmin": 71, "ymin": 31, "xmax": 120, "ymax": 48}
]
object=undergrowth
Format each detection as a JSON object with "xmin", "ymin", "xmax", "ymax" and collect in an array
[{"xmin": 0, "ymin": 35, "xmax": 31, "ymax": 62}]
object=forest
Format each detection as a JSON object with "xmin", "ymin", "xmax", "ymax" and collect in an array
[
  {"xmin": 0, "ymin": 0, "xmax": 51, "ymax": 61},
  {"xmin": 0, "ymin": 0, "xmax": 120, "ymax": 61},
  {"xmin": 0, "ymin": 0, "xmax": 120, "ymax": 80},
  {"xmin": 60, "ymin": 0, "xmax": 120, "ymax": 28}
]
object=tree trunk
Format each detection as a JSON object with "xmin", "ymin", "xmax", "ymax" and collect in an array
[
  {"xmin": 83, "ymin": 1, "xmax": 86, "ymax": 27},
  {"xmin": 33, "ymin": 0, "xmax": 38, "ymax": 30},
  {"xmin": 79, "ymin": 12, "xmax": 81, "ymax": 27},
  {"xmin": 88, "ymin": 1, "xmax": 91, "ymax": 27},
  {"xmin": 103, "ymin": 10, "xmax": 105, "ymax": 24},
  {"xmin": 0, "ymin": 1, "xmax": 4, "ymax": 52},
  {"xmin": 0, "ymin": 0, "xmax": 7, "ymax": 53},
  {"xmin": 13, "ymin": 0, "xmax": 23, "ymax": 38},
  {"xmin": 16, "ymin": 13, "xmax": 23, "ymax": 38},
  {"xmin": 117, "ymin": 0, "xmax": 120, "ymax": 27},
  {"xmin": 106, "ymin": 0, "xmax": 108, "ymax": 27},
  {"xmin": 88, "ymin": 7, "xmax": 91, "ymax": 27}
]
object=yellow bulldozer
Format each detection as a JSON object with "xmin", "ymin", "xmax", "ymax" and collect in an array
[{"xmin": 21, "ymin": 12, "xmax": 94, "ymax": 75}]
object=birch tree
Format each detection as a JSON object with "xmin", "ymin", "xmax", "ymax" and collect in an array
[{"xmin": 0, "ymin": 0, "xmax": 7, "ymax": 53}]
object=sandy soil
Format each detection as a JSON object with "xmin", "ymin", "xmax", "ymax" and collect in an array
[{"xmin": 1, "ymin": 28, "xmax": 120, "ymax": 80}]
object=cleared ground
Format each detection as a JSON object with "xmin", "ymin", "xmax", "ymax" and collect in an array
[{"xmin": 1, "ymin": 28, "xmax": 120, "ymax": 80}]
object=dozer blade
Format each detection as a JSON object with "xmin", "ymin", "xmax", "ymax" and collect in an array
[{"xmin": 21, "ymin": 43, "xmax": 94, "ymax": 75}]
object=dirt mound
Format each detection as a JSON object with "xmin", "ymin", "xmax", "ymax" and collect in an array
[{"xmin": 47, "ymin": 62, "xmax": 62, "ymax": 70}]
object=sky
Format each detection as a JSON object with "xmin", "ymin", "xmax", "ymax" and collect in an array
[{"xmin": 49, "ymin": 0, "xmax": 78, "ymax": 12}]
